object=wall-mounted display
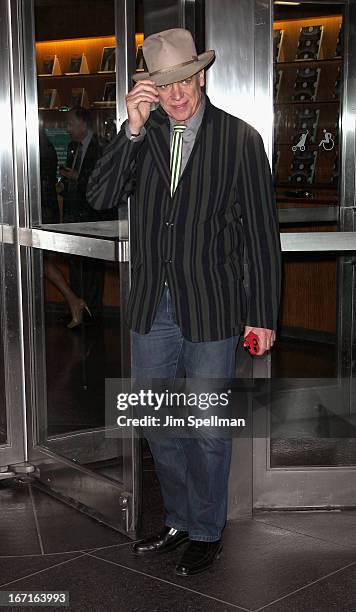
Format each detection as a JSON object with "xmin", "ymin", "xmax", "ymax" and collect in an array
[
  {"xmin": 70, "ymin": 87, "xmax": 89, "ymax": 108},
  {"xmin": 274, "ymin": 69, "xmax": 283, "ymax": 101},
  {"xmin": 65, "ymin": 53, "xmax": 90, "ymax": 75},
  {"xmin": 135, "ymin": 45, "xmax": 145, "ymax": 72},
  {"xmin": 36, "ymin": 33, "xmax": 143, "ymax": 114},
  {"xmin": 38, "ymin": 54, "xmax": 61, "ymax": 76},
  {"xmin": 273, "ymin": 14, "xmax": 342, "ymax": 203},
  {"xmin": 293, "ymin": 108, "xmax": 320, "ymax": 148},
  {"xmin": 103, "ymin": 81, "xmax": 116, "ymax": 103},
  {"xmin": 296, "ymin": 25, "xmax": 324, "ymax": 60},
  {"xmin": 39, "ymin": 88, "xmax": 60, "ymax": 109},
  {"xmin": 273, "ymin": 29, "xmax": 284, "ymax": 62},
  {"xmin": 334, "ymin": 23, "xmax": 343, "ymax": 57},
  {"xmin": 289, "ymin": 150, "xmax": 317, "ymax": 184},
  {"xmin": 293, "ymin": 67, "xmax": 320, "ymax": 102},
  {"xmin": 333, "ymin": 65, "xmax": 341, "ymax": 99},
  {"xmin": 273, "ymin": 11, "xmax": 343, "ymax": 338},
  {"xmin": 99, "ymin": 46, "xmax": 116, "ymax": 72}
]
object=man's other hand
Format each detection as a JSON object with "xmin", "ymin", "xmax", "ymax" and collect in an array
[{"xmin": 244, "ymin": 326, "xmax": 276, "ymax": 356}]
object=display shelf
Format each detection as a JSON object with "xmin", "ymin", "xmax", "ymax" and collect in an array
[
  {"xmin": 36, "ymin": 35, "xmax": 116, "ymax": 74},
  {"xmin": 277, "ymin": 183, "xmax": 339, "ymax": 190},
  {"xmin": 275, "ymin": 100, "xmax": 340, "ymax": 106},
  {"xmin": 38, "ymin": 72, "xmax": 115, "ymax": 79},
  {"xmin": 39, "ymin": 105, "xmax": 115, "ymax": 112},
  {"xmin": 276, "ymin": 58, "xmax": 341, "ymax": 67},
  {"xmin": 277, "ymin": 204, "xmax": 338, "ymax": 209},
  {"xmin": 36, "ymin": 32, "xmax": 144, "ymax": 115},
  {"xmin": 274, "ymin": 15, "xmax": 342, "ymax": 63}
]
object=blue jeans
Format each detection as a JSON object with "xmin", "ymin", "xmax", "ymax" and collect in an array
[{"xmin": 131, "ymin": 286, "xmax": 239, "ymax": 541}]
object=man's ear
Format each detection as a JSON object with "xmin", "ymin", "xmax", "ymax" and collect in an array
[{"xmin": 199, "ymin": 70, "xmax": 205, "ymax": 88}]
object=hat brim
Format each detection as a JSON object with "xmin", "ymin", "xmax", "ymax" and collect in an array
[{"xmin": 132, "ymin": 50, "xmax": 215, "ymax": 86}]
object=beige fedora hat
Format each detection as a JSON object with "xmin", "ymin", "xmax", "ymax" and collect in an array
[{"xmin": 132, "ymin": 28, "xmax": 215, "ymax": 86}]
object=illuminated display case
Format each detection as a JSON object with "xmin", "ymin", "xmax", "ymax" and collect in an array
[
  {"xmin": 36, "ymin": 33, "xmax": 144, "ymax": 144},
  {"xmin": 273, "ymin": 15, "xmax": 342, "ymax": 208},
  {"xmin": 273, "ymin": 11, "xmax": 343, "ymax": 342}
]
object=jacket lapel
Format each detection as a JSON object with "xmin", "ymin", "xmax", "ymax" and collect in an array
[
  {"xmin": 80, "ymin": 134, "xmax": 96, "ymax": 173},
  {"xmin": 147, "ymin": 109, "xmax": 171, "ymax": 193}
]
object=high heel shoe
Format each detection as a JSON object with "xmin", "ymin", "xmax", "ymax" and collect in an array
[{"xmin": 67, "ymin": 299, "xmax": 91, "ymax": 329}]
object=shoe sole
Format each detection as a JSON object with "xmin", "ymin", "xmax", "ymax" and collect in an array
[{"xmin": 175, "ymin": 544, "xmax": 223, "ymax": 576}]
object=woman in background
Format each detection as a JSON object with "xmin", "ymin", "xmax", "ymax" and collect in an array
[{"xmin": 39, "ymin": 128, "xmax": 90, "ymax": 328}]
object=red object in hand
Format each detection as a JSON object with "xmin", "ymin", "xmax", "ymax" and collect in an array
[{"xmin": 243, "ymin": 331, "xmax": 259, "ymax": 355}]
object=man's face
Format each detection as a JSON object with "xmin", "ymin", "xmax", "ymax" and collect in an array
[
  {"xmin": 66, "ymin": 112, "xmax": 88, "ymax": 141},
  {"xmin": 156, "ymin": 70, "xmax": 205, "ymax": 123}
]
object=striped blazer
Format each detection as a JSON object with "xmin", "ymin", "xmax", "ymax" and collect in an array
[{"xmin": 87, "ymin": 96, "xmax": 281, "ymax": 342}]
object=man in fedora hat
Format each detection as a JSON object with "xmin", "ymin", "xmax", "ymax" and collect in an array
[{"xmin": 87, "ymin": 28, "xmax": 281, "ymax": 576}]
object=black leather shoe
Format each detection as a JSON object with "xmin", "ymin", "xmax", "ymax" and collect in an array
[
  {"xmin": 132, "ymin": 527, "xmax": 189, "ymax": 555},
  {"xmin": 175, "ymin": 540, "xmax": 223, "ymax": 576}
]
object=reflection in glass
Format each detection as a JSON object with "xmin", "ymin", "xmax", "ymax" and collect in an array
[
  {"xmin": 39, "ymin": 125, "xmax": 91, "ymax": 328},
  {"xmin": 269, "ymin": 378, "xmax": 356, "ymax": 467},
  {"xmin": 273, "ymin": 3, "xmax": 343, "ymax": 375},
  {"xmin": 40, "ymin": 252, "xmax": 123, "ymax": 479},
  {"xmin": 34, "ymin": 0, "xmax": 120, "ymax": 230},
  {"xmin": 43, "ymin": 256, "xmax": 121, "ymax": 438},
  {"xmin": 271, "ymin": 3, "xmax": 354, "ymax": 466},
  {"xmin": 33, "ymin": 0, "xmax": 128, "ymax": 483},
  {"xmin": 272, "ymin": 252, "xmax": 337, "ymax": 379},
  {"xmin": 273, "ymin": 11, "xmax": 342, "ymax": 200}
]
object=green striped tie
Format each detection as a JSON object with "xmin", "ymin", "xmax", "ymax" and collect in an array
[{"xmin": 170, "ymin": 124, "xmax": 186, "ymax": 197}]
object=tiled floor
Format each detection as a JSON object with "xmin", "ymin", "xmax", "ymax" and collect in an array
[
  {"xmin": 1, "ymin": 320, "xmax": 351, "ymax": 610},
  {"xmin": 1, "ymin": 479, "xmax": 356, "ymax": 612}
]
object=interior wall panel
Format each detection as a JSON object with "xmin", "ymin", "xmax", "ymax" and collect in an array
[
  {"xmin": 205, "ymin": 0, "xmax": 255, "ymax": 123},
  {"xmin": 144, "ymin": 0, "xmax": 181, "ymax": 37}
]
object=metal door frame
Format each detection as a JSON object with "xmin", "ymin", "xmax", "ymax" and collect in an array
[
  {"xmin": 0, "ymin": 0, "xmax": 28, "ymax": 472},
  {"xmin": 2, "ymin": 0, "xmax": 356, "ymax": 527},
  {"xmin": 205, "ymin": 0, "xmax": 356, "ymax": 512},
  {"xmin": 0, "ymin": 0, "xmax": 141, "ymax": 536},
  {"xmin": 255, "ymin": 0, "xmax": 356, "ymax": 509}
]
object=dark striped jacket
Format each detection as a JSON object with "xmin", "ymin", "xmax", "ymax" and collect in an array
[{"xmin": 87, "ymin": 96, "xmax": 281, "ymax": 342}]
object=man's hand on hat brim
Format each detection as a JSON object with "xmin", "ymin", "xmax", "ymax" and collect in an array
[{"xmin": 126, "ymin": 80, "xmax": 160, "ymax": 135}]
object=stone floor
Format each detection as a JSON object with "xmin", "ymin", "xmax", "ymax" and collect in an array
[{"xmin": 1, "ymin": 478, "xmax": 356, "ymax": 612}]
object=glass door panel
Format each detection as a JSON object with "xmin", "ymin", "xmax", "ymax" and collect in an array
[
  {"xmin": 273, "ymin": 3, "xmax": 354, "ymax": 467},
  {"xmin": 38, "ymin": 252, "xmax": 122, "ymax": 469},
  {"xmin": 16, "ymin": 0, "xmax": 140, "ymax": 535},
  {"xmin": 263, "ymin": 249, "xmax": 354, "ymax": 469},
  {"xmin": 254, "ymin": 2, "xmax": 356, "ymax": 506}
]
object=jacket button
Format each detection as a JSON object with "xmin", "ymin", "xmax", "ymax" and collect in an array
[{"xmin": 165, "ymin": 258, "xmax": 172, "ymax": 263}]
